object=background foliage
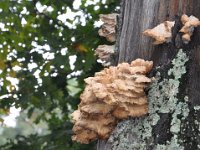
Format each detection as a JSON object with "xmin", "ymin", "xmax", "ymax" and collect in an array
[{"xmin": 0, "ymin": 0, "xmax": 119, "ymax": 149}]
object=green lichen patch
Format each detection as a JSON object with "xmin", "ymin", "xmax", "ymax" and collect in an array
[
  {"xmin": 108, "ymin": 49, "xmax": 191, "ymax": 150},
  {"xmin": 194, "ymin": 106, "xmax": 200, "ymax": 111}
]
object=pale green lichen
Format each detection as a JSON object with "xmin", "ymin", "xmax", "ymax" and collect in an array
[
  {"xmin": 170, "ymin": 99, "xmax": 189, "ymax": 134},
  {"xmin": 168, "ymin": 49, "xmax": 188, "ymax": 79},
  {"xmin": 194, "ymin": 105, "xmax": 200, "ymax": 111},
  {"xmin": 108, "ymin": 49, "xmax": 190, "ymax": 150},
  {"xmin": 155, "ymin": 135, "xmax": 184, "ymax": 150},
  {"xmin": 194, "ymin": 114, "xmax": 200, "ymax": 132}
]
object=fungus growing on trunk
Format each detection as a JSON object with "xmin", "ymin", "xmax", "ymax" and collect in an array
[
  {"xmin": 143, "ymin": 21, "xmax": 175, "ymax": 45},
  {"xmin": 95, "ymin": 45, "xmax": 115, "ymax": 66},
  {"xmin": 71, "ymin": 59, "xmax": 153, "ymax": 144},
  {"xmin": 98, "ymin": 13, "xmax": 118, "ymax": 42},
  {"xmin": 180, "ymin": 14, "xmax": 200, "ymax": 43},
  {"xmin": 143, "ymin": 14, "xmax": 200, "ymax": 45}
]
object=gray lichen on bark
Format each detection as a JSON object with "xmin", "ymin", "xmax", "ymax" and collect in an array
[{"xmin": 107, "ymin": 49, "xmax": 193, "ymax": 150}]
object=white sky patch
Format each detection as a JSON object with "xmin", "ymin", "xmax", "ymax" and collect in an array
[
  {"xmin": 73, "ymin": 0, "xmax": 81, "ymax": 9},
  {"xmin": 36, "ymin": 2, "xmax": 47, "ymax": 13},
  {"xmin": 71, "ymin": 37, "xmax": 75, "ymax": 42},
  {"xmin": 12, "ymin": 66, "xmax": 22, "ymax": 72},
  {"xmin": 6, "ymin": 77, "xmax": 19, "ymax": 91},
  {"xmin": 69, "ymin": 55, "xmax": 77, "ymax": 70},
  {"xmin": 0, "ymin": 23, "xmax": 5, "ymax": 30},
  {"xmin": 116, "ymin": 6, "xmax": 120, "ymax": 10},
  {"xmin": 84, "ymin": 0, "xmax": 100, "ymax": 7},
  {"xmin": 0, "ymin": 78, "xmax": 3, "ymax": 86},
  {"xmin": 31, "ymin": 42, "xmax": 54, "ymax": 60},
  {"xmin": 35, "ymin": 2, "xmax": 54, "ymax": 13},
  {"xmin": 51, "ymin": 72, "xmax": 57, "ymax": 77},
  {"xmin": 21, "ymin": 18, "xmax": 27, "ymax": 26},
  {"xmin": 33, "ymin": 69, "xmax": 41, "ymax": 79},
  {"xmin": 28, "ymin": 62, "xmax": 38, "ymax": 71},
  {"xmin": 102, "ymin": 0, "xmax": 106, "ymax": 4},
  {"xmin": 94, "ymin": 20, "xmax": 103, "ymax": 27},
  {"xmin": 37, "ymin": 78, "xmax": 42, "ymax": 85},
  {"xmin": 30, "ymin": 41, "xmax": 51, "ymax": 56},
  {"xmin": 21, "ymin": 7, "xmax": 29, "ymax": 15},
  {"xmin": 6, "ymin": 77, "xmax": 18, "ymax": 85},
  {"xmin": 57, "ymin": 7, "xmax": 86, "ymax": 28},
  {"xmin": 57, "ymin": 7, "xmax": 76, "ymax": 21},
  {"xmin": 94, "ymin": 5, "xmax": 100, "ymax": 10},
  {"xmin": 42, "ymin": 44, "xmax": 50, "ymax": 51},
  {"xmin": 31, "ymin": 41, "xmax": 37, "ymax": 47},
  {"xmin": 33, "ymin": 69, "xmax": 43, "ymax": 86},
  {"xmin": 62, "ymin": 22, "xmax": 73, "ymax": 29},
  {"xmin": 61, "ymin": 47, "xmax": 68, "ymax": 55},
  {"xmin": 3, "ymin": 107, "xmax": 21, "ymax": 127},
  {"xmin": 36, "ymin": 2, "xmax": 45, "ymax": 13},
  {"xmin": 67, "ymin": 70, "xmax": 83, "ymax": 78},
  {"xmin": 18, "ymin": 57, "xmax": 25, "ymax": 62},
  {"xmin": 42, "ymin": 52, "xmax": 55, "ymax": 60},
  {"xmin": 44, "ymin": 72, "xmax": 49, "ymax": 76},
  {"xmin": 46, "ymin": 6, "xmax": 54, "ymax": 12},
  {"xmin": 60, "ymin": 65, "xmax": 64, "ymax": 69},
  {"xmin": 0, "ymin": 22, "xmax": 8, "ymax": 31},
  {"xmin": 7, "ymin": 49, "xmax": 17, "ymax": 60},
  {"xmin": 0, "ymin": 94, "xmax": 12, "ymax": 100}
]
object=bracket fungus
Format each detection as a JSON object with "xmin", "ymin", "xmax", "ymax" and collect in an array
[
  {"xmin": 98, "ymin": 13, "xmax": 118, "ymax": 42},
  {"xmin": 143, "ymin": 21, "xmax": 175, "ymax": 45},
  {"xmin": 180, "ymin": 14, "xmax": 200, "ymax": 43},
  {"xmin": 95, "ymin": 45, "xmax": 115, "ymax": 66},
  {"xmin": 143, "ymin": 14, "xmax": 200, "ymax": 45},
  {"xmin": 71, "ymin": 59, "xmax": 153, "ymax": 144}
]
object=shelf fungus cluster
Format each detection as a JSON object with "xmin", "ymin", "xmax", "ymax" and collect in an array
[
  {"xmin": 143, "ymin": 14, "xmax": 200, "ymax": 44},
  {"xmin": 95, "ymin": 13, "xmax": 118, "ymax": 66},
  {"xmin": 71, "ymin": 59, "xmax": 153, "ymax": 144},
  {"xmin": 95, "ymin": 45, "xmax": 114, "ymax": 64},
  {"xmin": 143, "ymin": 21, "xmax": 175, "ymax": 45},
  {"xmin": 98, "ymin": 13, "xmax": 118, "ymax": 42},
  {"xmin": 180, "ymin": 14, "xmax": 200, "ymax": 43}
]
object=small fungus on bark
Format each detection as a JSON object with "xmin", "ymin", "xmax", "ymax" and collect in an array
[
  {"xmin": 143, "ymin": 21, "xmax": 175, "ymax": 45},
  {"xmin": 143, "ymin": 14, "xmax": 200, "ymax": 44},
  {"xmin": 71, "ymin": 59, "xmax": 153, "ymax": 144},
  {"xmin": 98, "ymin": 13, "xmax": 118, "ymax": 42},
  {"xmin": 95, "ymin": 45, "xmax": 114, "ymax": 61},
  {"xmin": 180, "ymin": 14, "xmax": 200, "ymax": 43}
]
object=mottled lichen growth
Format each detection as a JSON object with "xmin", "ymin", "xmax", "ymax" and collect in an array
[
  {"xmin": 108, "ymin": 49, "xmax": 190, "ymax": 150},
  {"xmin": 193, "ymin": 105, "xmax": 200, "ymax": 136}
]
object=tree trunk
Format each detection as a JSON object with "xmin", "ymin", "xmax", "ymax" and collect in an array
[{"xmin": 97, "ymin": 0, "xmax": 200, "ymax": 149}]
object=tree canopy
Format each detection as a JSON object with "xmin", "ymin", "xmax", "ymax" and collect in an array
[{"xmin": 0, "ymin": 0, "xmax": 119, "ymax": 149}]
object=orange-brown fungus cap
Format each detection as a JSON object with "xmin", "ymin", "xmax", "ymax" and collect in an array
[
  {"xmin": 98, "ymin": 14, "xmax": 118, "ymax": 42},
  {"xmin": 180, "ymin": 14, "xmax": 200, "ymax": 43},
  {"xmin": 71, "ymin": 59, "xmax": 153, "ymax": 144},
  {"xmin": 143, "ymin": 21, "xmax": 175, "ymax": 45}
]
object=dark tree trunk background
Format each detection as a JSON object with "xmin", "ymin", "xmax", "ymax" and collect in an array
[{"xmin": 97, "ymin": 0, "xmax": 200, "ymax": 149}]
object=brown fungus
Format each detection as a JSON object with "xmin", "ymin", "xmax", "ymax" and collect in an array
[
  {"xmin": 143, "ymin": 21, "xmax": 175, "ymax": 45},
  {"xmin": 95, "ymin": 45, "xmax": 115, "ymax": 64},
  {"xmin": 71, "ymin": 59, "xmax": 153, "ymax": 144},
  {"xmin": 143, "ymin": 14, "xmax": 200, "ymax": 45},
  {"xmin": 98, "ymin": 13, "xmax": 118, "ymax": 42},
  {"xmin": 180, "ymin": 14, "xmax": 200, "ymax": 43}
]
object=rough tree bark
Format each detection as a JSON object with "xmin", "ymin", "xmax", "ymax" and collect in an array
[{"xmin": 97, "ymin": 0, "xmax": 200, "ymax": 149}]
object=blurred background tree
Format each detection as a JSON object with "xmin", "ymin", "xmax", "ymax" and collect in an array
[{"xmin": 0, "ymin": 0, "xmax": 119, "ymax": 149}]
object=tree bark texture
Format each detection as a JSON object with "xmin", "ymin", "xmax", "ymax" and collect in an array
[{"xmin": 97, "ymin": 0, "xmax": 200, "ymax": 150}]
